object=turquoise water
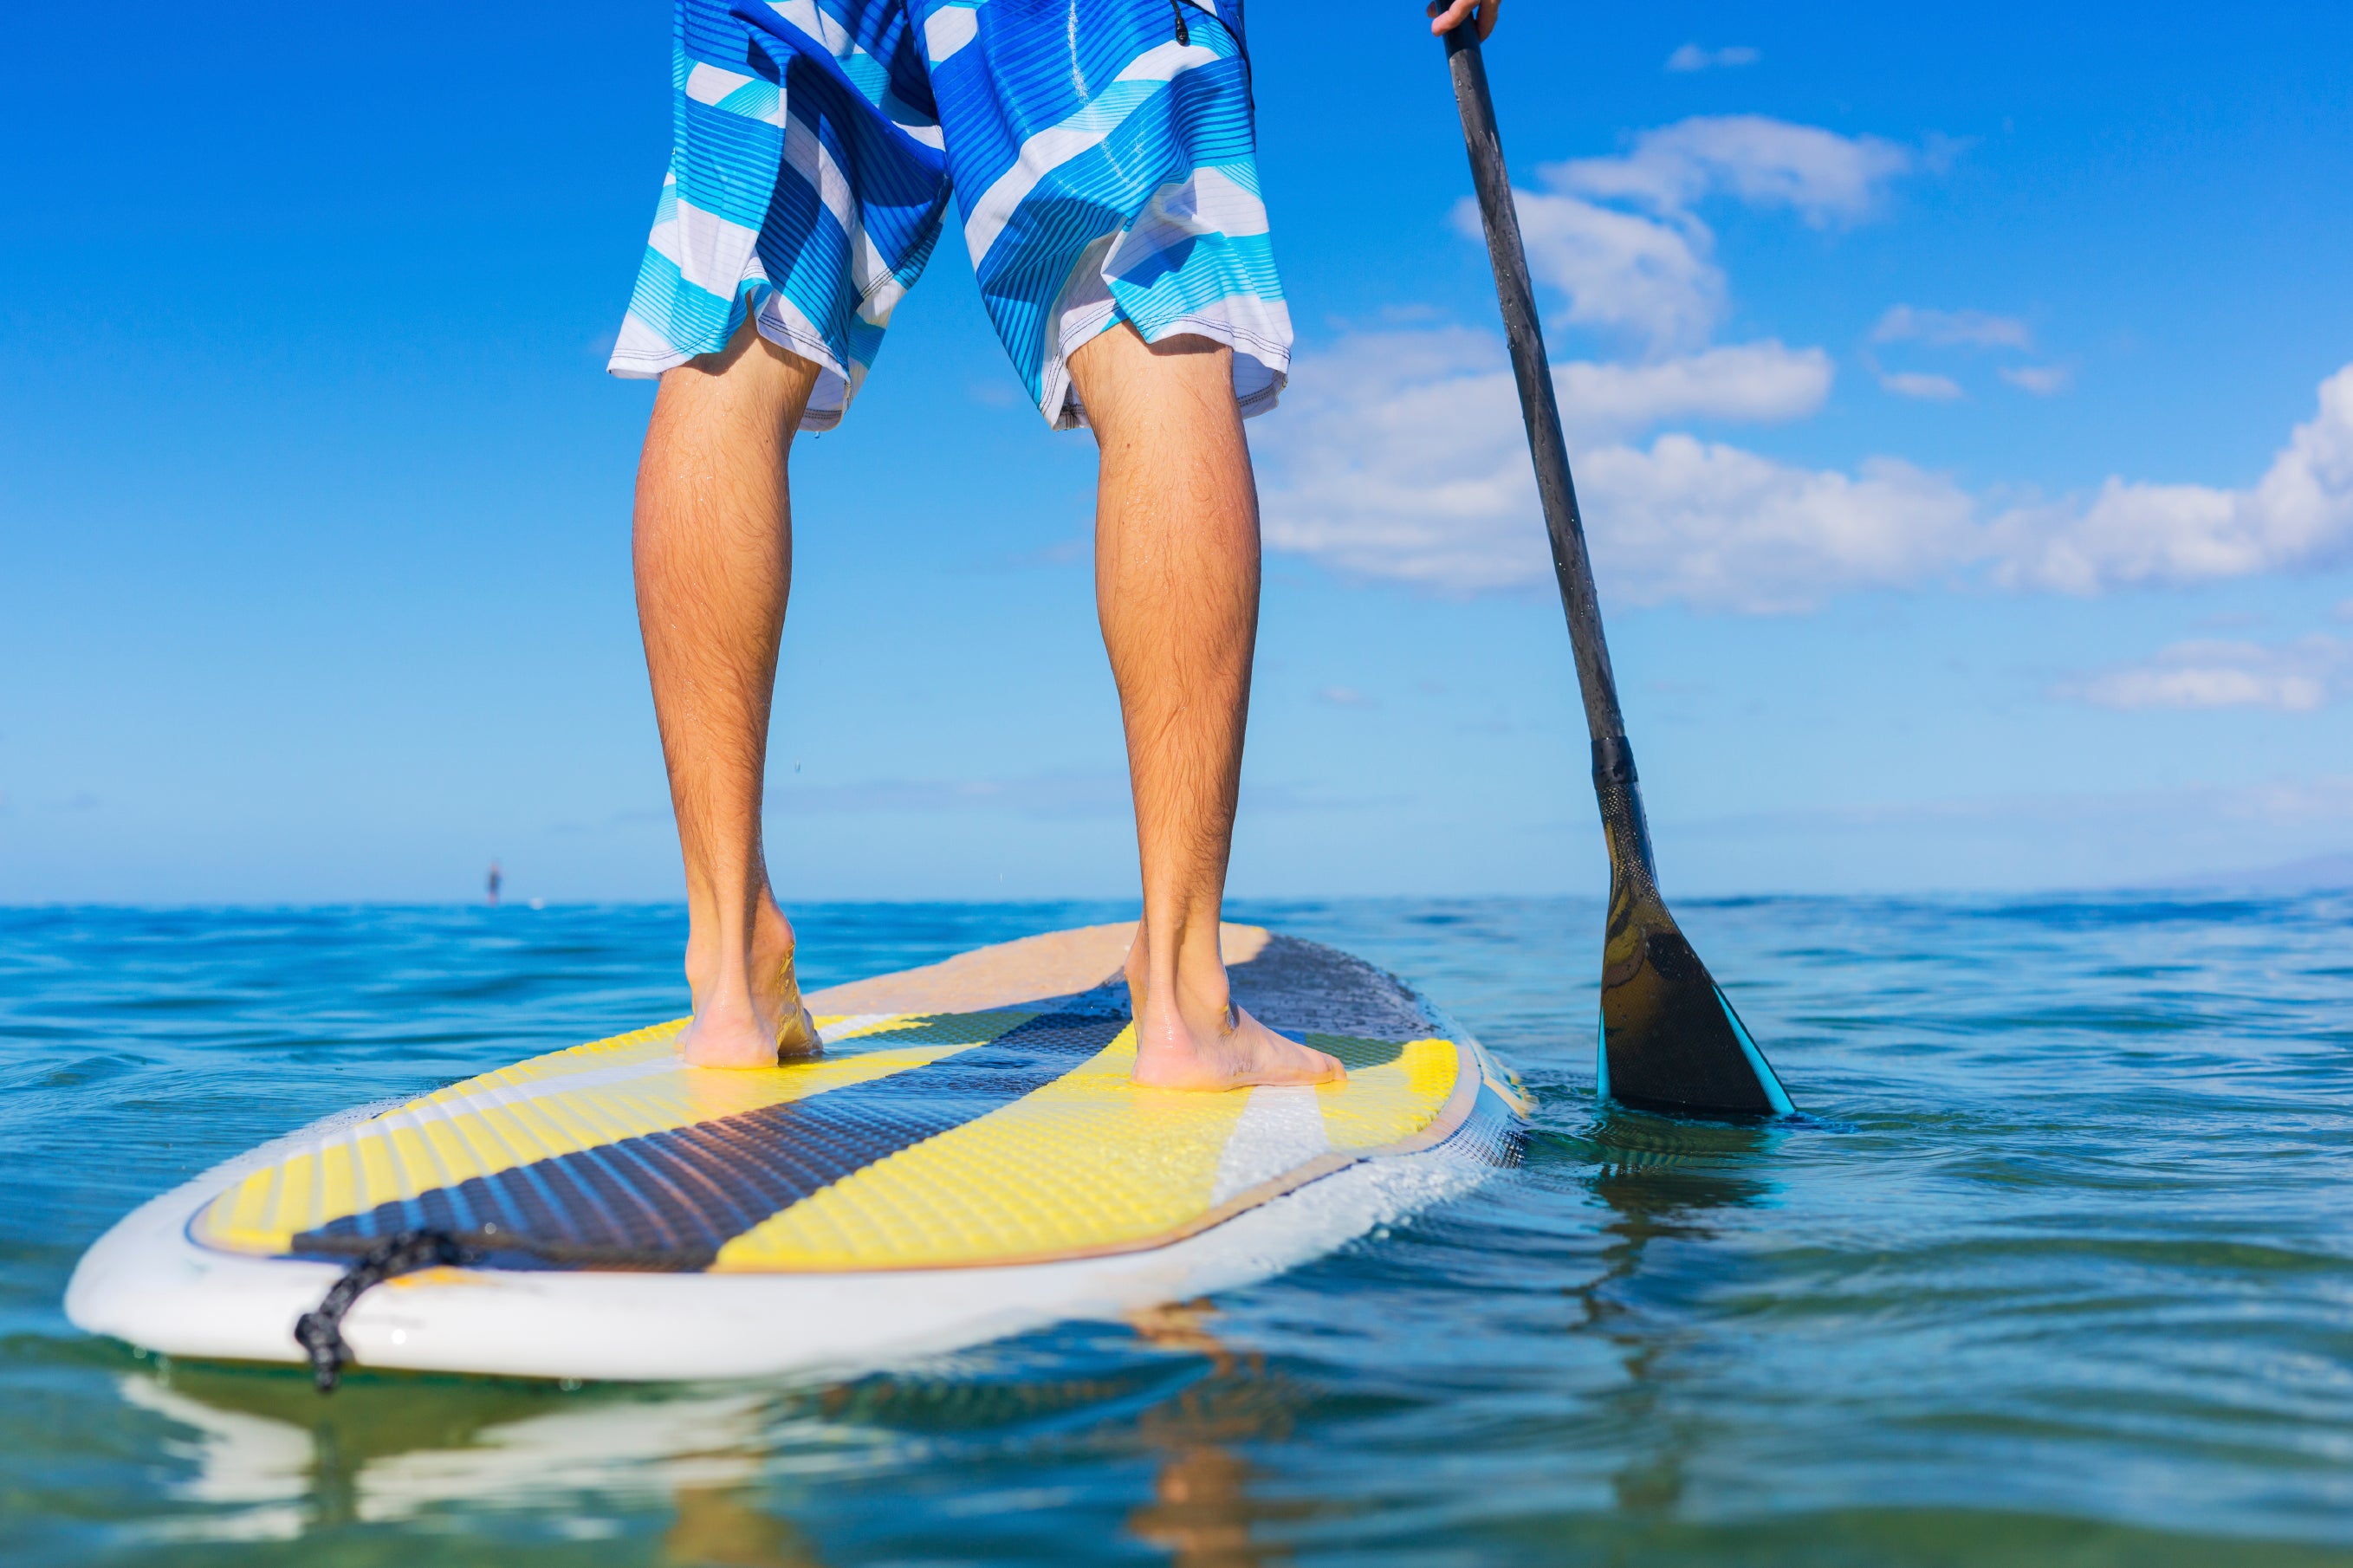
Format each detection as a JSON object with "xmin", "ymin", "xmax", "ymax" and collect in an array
[{"xmin": 6, "ymin": 895, "xmax": 2351, "ymax": 1565}]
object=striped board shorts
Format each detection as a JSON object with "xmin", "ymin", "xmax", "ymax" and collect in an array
[{"xmin": 607, "ymin": 0, "xmax": 1290, "ymax": 432}]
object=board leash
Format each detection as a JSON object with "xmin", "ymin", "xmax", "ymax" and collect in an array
[{"xmin": 294, "ymin": 1229, "xmax": 476, "ymax": 1393}]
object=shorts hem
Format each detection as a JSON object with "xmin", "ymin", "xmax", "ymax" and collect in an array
[
  {"xmin": 603, "ymin": 299, "xmax": 859, "ymax": 434},
  {"xmin": 1040, "ymin": 307, "xmax": 1292, "ymax": 432}
]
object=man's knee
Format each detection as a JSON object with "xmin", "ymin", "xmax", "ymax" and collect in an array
[
  {"xmin": 1070, "ymin": 326, "xmax": 1238, "ymax": 431},
  {"xmin": 1073, "ymin": 323, "xmax": 1229, "ymax": 379},
  {"xmin": 656, "ymin": 316, "xmax": 823, "ymax": 431}
]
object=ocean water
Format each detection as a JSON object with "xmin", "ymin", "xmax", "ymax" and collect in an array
[{"xmin": 4, "ymin": 894, "xmax": 2350, "ymax": 1566}]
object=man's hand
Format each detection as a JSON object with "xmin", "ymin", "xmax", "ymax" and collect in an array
[{"xmin": 1426, "ymin": 0, "xmax": 1500, "ymax": 41}]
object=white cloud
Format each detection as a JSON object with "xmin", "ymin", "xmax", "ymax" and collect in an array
[
  {"xmin": 1276, "ymin": 113, "xmax": 2350, "ymax": 615},
  {"xmin": 1559, "ymin": 340, "xmax": 1834, "ymax": 437},
  {"xmin": 1261, "ymin": 326, "xmax": 1827, "ymax": 456},
  {"xmin": 1573, "ymin": 439, "xmax": 1978, "ymax": 612},
  {"xmin": 1994, "ymin": 365, "xmax": 2353, "ymax": 591},
  {"xmin": 1258, "ymin": 330, "xmax": 1567, "ymax": 595},
  {"xmin": 1259, "ymin": 334, "xmax": 2353, "ymax": 612},
  {"xmin": 1880, "ymin": 370, "xmax": 1964, "ymax": 401},
  {"xmin": 1550, "ymin": 116, "xmax": 1913, "ymax": 228},
  {"xmin": 1470, "ymin": 117, "xmax": 1915, "ymax": 352},
  {"xmin": 1466, "ymin": 189, "xmax": 1721, "ymax": 351},
  {"xmin": 1665, "ymin": 42, "xmax": 1760, "ymax": 72},
  {"xmin": 2057, "ymin": 637, "xmax": 2348, "ymax": 711},
  {"xmin": 1872, "ymin": 305, "xmax": 2032, "ymax": 349},
  {"xmin": 2000, "ymin": 364, "xmax": 2072, "ymax": 395},
  {"xmin": 1257, "ymin": 327, "xmax": 1967, "ymax": 612},
  {"xmin": 1870, "ymin": 308, "xmax": 2052, "ymax": 401}
]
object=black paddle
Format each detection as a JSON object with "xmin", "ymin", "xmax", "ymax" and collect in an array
[{"xmin": 1440, "ymin": 25, "xmax": 1794, "ymax": 1117}]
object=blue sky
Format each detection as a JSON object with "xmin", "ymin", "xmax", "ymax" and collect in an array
[{"xmin": 3, "ymin": 2, "xmax": 2350, "ymax": 904}]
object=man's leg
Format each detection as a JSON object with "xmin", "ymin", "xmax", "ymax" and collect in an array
[
  {"xmin": 1069, "ymin": 326, "xmax": 1345, "ymax": 1090},
  {"xmin": 633, "ymin": 320, "xmax": 823, "ymax": 1067}
]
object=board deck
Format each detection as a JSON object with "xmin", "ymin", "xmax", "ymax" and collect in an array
[{"xmin": 67, "ymin": 923, "xmax": 1529, "ymax": 1382}]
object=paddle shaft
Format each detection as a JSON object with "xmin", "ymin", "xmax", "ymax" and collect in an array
[
  {"xmin": 1439, "ymin": 29, "xmax": 1792, "ymax": 1115},
  {"xmin": 1442, "ymin": 29, "xmax": 1643, "ymax": 794}
]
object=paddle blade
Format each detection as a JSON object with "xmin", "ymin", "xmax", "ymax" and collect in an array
[
  {"xmin": 1599, "ymin": 881, "xmax": 1792, "ymax": 1117},
  {"xmin": 1591, "ymin": 737, "xmax": 1794, "ymax": 1118}
]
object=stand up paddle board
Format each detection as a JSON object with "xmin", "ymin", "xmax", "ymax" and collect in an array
[{"xmin": 67, "ymin": 923, "xmax": 1528, "ymax": 1383}]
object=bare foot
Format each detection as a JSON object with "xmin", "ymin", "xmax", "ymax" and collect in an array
[
  {"xmin": 1125, "ymin": 935, "xmax": 1345, "ymax": 1091},
  {"xmin": 678, "ymin": 899, "xmax": 821, "ymax": 1068}
]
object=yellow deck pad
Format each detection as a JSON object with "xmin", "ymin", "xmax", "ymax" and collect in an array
[
  {"xmin": 194, "ymin": 1011, "xmax": 1004, "ymax": 1255},
  {"xmin": 1312, "ymin": 1035, "xmax": 1463, "ymax": 1149},
  {"xmin": 716, "ymin": 1030, "xmax": 1462, "ymax": 1271},
  {"xmin": 191, "ymin": 1002, "xmax": 1473, "ymax": 1273},
  {"xmin": 713, "ymin": 1026, "xmax": 1241, "ymax": 1269}
]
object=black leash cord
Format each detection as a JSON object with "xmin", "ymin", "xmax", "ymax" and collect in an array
[{"xmin": 293, "ymin": 1229, "xmax": 475, "ymax": 1393}]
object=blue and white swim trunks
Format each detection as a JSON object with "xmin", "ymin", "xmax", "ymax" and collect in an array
[{"xmin": 608, "ymin": 0, "xmax": 1290, "ymax": 431}]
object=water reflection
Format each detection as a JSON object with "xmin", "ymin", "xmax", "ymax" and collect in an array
[
  {"xmin": 1126, "ymin": 1302, "xmax": 1310, "ymax": 1567},
  {"xmin": 116, "ymin": 1299, "xmax": 1310, "ymax": 1564},
  {"xmin": 120, "ymin": 1370, "xmax": 776, "ymax": 1545},
  {"xmin": 664, "ymin": 1487, "xmax": 826, "ymax": 1567},
  {"xmin": 1574, "ymin": 1109, "xmax": 1782, "ymax": 1519}
]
